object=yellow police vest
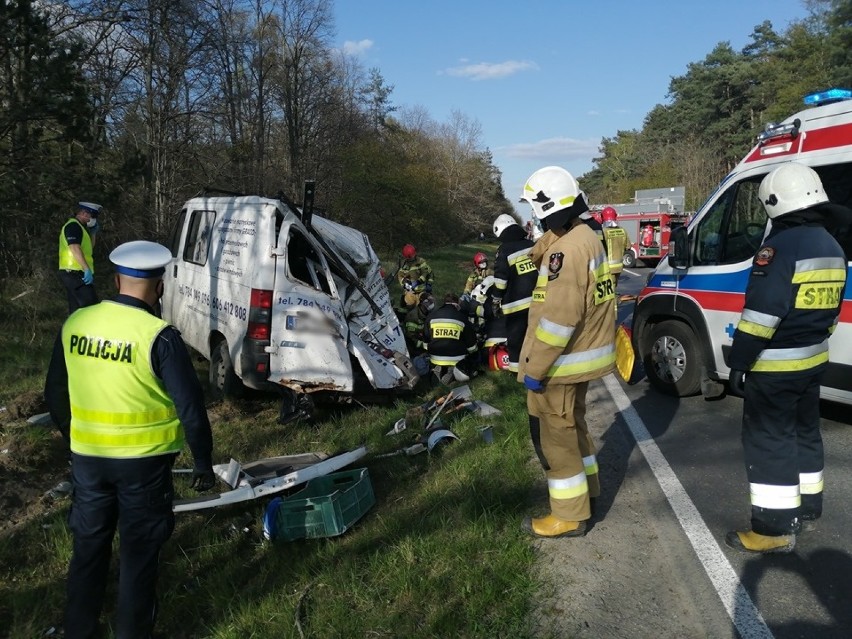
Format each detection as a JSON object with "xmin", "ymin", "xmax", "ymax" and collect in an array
[
  {"xmin": 63, "ymin": 301, "xmax": 183, "ymax": 458},
  {"xmin": 58, "ymin": 218, "xmax": 94, "ymax": 273}
]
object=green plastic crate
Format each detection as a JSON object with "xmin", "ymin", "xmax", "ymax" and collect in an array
[{"xmin": 263, "ymin": 468, "xmax": 375, "ymax": 541}]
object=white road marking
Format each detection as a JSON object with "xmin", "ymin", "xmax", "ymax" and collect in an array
[
  {"xmin": 623, "ymin": 267, "xmax": 643, "ymax": 277},
  {"xmin": 602, "ymin": 374, "xmax": 775, "ymax": 639}
]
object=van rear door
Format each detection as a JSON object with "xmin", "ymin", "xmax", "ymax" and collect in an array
[{"xmin": 268, "ymin": 221, "xmax": 353, "ymax": 392}]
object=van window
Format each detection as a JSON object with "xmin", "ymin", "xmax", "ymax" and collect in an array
[
  {"xmin": 287, "ymin": 229, "xmax": 333, "ymax": 295},
  {"xmin": 184, "ymin": 210, "xmax": 216, "ymax": 266},
  {"xmin": 167, "ymin": 209, "xmax": 187, "ymax": 258},
  {"xmin": 693, "ymin": 178, "xmax": 765, "ymax": 266}
]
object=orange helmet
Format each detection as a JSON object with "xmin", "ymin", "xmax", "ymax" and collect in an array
[
  {"xmin": 473, "ymin": 252, "xmax": 488, "ymax": 268},
  {"xmin": 401, "ymin": 244, "xmax": 417, "ymax": 259},
  {"xmin": 601, "ymin": 206, "xmax": 618, "ymax": 223}
]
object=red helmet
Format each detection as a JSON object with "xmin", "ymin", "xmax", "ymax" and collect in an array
[
  {"xmin": 601, "ymin": 206, "xmax": 618, "ymax": 223},
  {"xmin": 473, "ymin": 251, "xmax": 488, "ymax": 268},
  {"xmin": 401, "ymin": 244, "xmax": 416, "ymax": 259},
  {"xmin": 488, "ymin": 344, "xmax": 510, "ymax": 371}
]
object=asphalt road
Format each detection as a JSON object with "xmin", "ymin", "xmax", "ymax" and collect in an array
[{"xmin": 530, "ymin": 265, "xmax": 852, "ymax": 639}]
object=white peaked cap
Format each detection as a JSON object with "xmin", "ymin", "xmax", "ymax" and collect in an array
[{"xmin": 109, "ymin": 241, "xmax": 171, "ymax": 278}]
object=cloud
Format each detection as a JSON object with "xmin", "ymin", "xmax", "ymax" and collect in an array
[
  {"xmin": 499, "ymin": 137, "xmax": 600, "ymax": 161},
  {"xmin": 441, "ymin": 60, "xmax": 538, "ymax": 81},
  {"xmin": 342, "ymin": 39, "xmax": 374, "ymax": 56},
  {"xmin": 587, "ymin": 110, "xmax": 601, "ymax": 116}
]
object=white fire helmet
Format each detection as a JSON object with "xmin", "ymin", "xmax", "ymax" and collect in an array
[
  {"xmin": 758, "ymin": 162, "xmax": 828, "ymax": 219},
  {"xmin": 521, "ymin": 166, "xmax": 587, "ymax": 229},
  {"xmin": 493, "ymin": 213, "xmax": 518, "ymax": 238}
]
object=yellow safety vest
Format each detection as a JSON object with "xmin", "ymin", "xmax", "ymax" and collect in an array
[
  {"xmin": 63, "ymin": 301, "xmax": 183, "ymax": 458},
  {"xmin": 603, "ymin": 226, "xmax": 628, "ymax": 275},
  {"xmin": 58, "ymin": 218, "xmax": 94, "ymax": 273}
]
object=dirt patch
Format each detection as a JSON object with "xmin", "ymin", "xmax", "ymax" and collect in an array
[{"xmin": 0, "ymin": 396, "xmax": 71, "ymax": 534}]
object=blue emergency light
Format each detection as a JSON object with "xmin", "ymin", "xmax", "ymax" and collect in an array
[{"xmin": 803, "ymin": 88, "xmax": 852, "ymax": 106}]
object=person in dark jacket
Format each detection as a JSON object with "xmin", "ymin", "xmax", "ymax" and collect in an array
[
  {"xmin": 425, "ymin": 293, "xmax": 479, "ymax": 384},
  {"xmin": 490, "ymin": 214, "xmax": 537, "ymax": 372},
  {"xmin": 726, "ymin": 163, "xmax": 847, "ymax": 554},
  {"xmin": 45, "ymin": 240, "xmax": 216, "ymax": 638}
]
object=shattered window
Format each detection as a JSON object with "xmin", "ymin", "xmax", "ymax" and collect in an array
[{"xmin": 287, "ymin": 230, "xmax": 332, "ymax": 295}]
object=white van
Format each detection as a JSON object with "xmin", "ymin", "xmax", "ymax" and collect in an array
[
  {"xmin": 628, "ymin": 89, "xmax": 852, "ymax": 404},
  {"xmin": 162, "ymin": 191, "xmax": 418, "ymax": 417}
]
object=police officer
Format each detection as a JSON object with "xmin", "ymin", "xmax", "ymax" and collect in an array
[
  {"xmin": 491, "ymin": 213, "xmax": 537, "ymax": 373},
  {"xmin": 518, "ymin": 166, "xmax": 616, "ymax": 539},
  {"xmin": 44, "ymin": 240, "xmax": 216, "ymax": 638},
  {"xmin": 58, "ymin": 201, "xmax": 102, "ymax": 314},
  {"xmin": 601, "ymin": 207, "xmax": 629, "ymax": 286},
  {"xmin": 397, "ymin": 243, "xmax": 434, "ymax": 311},
  {"xmin": 425, "ymin": 292, "xmax": 479, "ymax": 385},
  {"xmin": 726, "ymin": 163, "xmax": 847, "ymax": 554},
  {"xmin": 463, "ymin": 252, "xmax": 491, "ymax": 294}
]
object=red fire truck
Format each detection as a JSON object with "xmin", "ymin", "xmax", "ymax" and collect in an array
[{"xmin": 591, "ymin": 187, "xmax": 690, "ymax": 267}]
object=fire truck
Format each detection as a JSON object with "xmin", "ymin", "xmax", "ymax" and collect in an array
[{"xmin": 592, "ymin": 187, "xmax": 691, "ymax": 268}]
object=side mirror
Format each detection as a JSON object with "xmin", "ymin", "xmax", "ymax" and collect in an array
[{"xmin": 667, "ymin": 226, "xmax": 690, "ymax": 270}]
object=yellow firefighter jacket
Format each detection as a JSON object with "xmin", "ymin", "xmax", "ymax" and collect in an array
[{"xmin": 517, "ymin": 220, "xmax": 616, "ymax": 385}]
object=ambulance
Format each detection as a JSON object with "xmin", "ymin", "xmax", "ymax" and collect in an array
[
  {"xmin": 161, "ymin": 186, "xmax": 418, "ymax": 412},
  {"xmin": 627, "ymin": 89, "xmax": 852, "ymax": 404}
]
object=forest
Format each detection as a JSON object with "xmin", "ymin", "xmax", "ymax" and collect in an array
[{"xmin": 1, "ymin": 0, "xmax": 851, "ymax": 281}]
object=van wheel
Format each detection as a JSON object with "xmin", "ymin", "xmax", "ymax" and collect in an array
[
  {"xmin": 644, "ymin": 321, "xmax": 702, "ymax": 397},
  {"xmin": 210, "ymin": 340, "xmax": 243, "ymax": 400},
  {"xmin": 622, "ymin": 251, "xmax": 637, "ymax": 269}
]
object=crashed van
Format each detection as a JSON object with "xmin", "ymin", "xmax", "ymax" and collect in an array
[{"xmin": 162, "ymin": 188, "xmax": 418, "ymax": 418}]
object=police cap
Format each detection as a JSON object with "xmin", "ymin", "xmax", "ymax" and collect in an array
[
  {"xmin": 110, "ymin": 240, "xmax": 171, "ymax": 279},
  {"xmin": 78, "ymin": 201, "xmax": 102, "ymax": 217}
]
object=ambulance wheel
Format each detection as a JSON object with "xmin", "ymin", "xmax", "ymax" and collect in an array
[
  {"xmin": 622, "ymin": 251, "xmax": 636, "ymax": 269},
  {"xmin": 644, "ymin": 320, "xmax": 702, "ymax": 397},
  {"xmin": 210, "ymin": 339, "xmax": 244, "ymax": 400}
]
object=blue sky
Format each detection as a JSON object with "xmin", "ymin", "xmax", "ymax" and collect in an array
[{"xmin": 332, "ymin": 0, "xmax": 813, "ymax": 217}]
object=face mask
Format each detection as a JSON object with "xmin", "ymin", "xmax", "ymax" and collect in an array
[{"xmin": 87, "ymin": 217, "xmax": 98, "ymax": 228}]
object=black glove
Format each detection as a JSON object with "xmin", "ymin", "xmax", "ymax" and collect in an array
[
  {"xmin": 190, "ymin": 466, "xmax": 216, "ymax": 492},
  {"xmin": 729, "ymin": 369, "xmax": 746, "ymax": 398}
]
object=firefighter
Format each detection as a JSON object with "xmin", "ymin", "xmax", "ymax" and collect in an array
[
  {"xmin": 490, "ymin": 213, "xmax": 537, "ymax": 373},
  {"xmin": 601, "ymin": 206, "xmax": 629, "ymax": 286},
  {"xmin": 725, "ymin": 163, "xmax": 847, "ymax": 554},
  {"xmin": 397, "ymin": 243, "xmax": 434, "ymax": 311},
  {"xmin": 463, "ymin": 251, "xmax": 491, "ymax": 294},
  {"xmin": 404, "ymin": 292, "xmax": 435, "ymax": 355},
  {"xmin": 425, "ymin": 292, "xmax": 479, "ymax": 385},
  {"xmin": 518, "ymin": 166, "xmax": 616, "ymax": 539},
  {"xmin": 44, "ymin": 240, "xmax": 216, "ymax": 638},
  {"xmin": 58, "ymin": 201, "xmax": 102, "ymax": 314}
]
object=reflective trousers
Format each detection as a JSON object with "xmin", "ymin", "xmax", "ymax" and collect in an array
[
  {"xmin": 504, "ymin": 310, "xmax": 529, "ymax": 372},
  {"xmin": 527, "ymin": 382, "xmax": 599, "ymax": 521},
  {"xmin": 65, "ymin": 454, "xmax": 175, "ymax": 639},
  {"xmin": 742, "ymin": 368, "xmax": 825, "ymax": 536}
]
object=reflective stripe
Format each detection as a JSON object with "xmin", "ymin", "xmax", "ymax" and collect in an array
[
  {"xmin": 71, "ymin": 421, "xmax": 181, "ymax": 449},
  {"xmin": 501, "ymin": 297, "xmax": 532, "ymax": 313},
  {"xmin": 492, "ymin": 277, "xmax": 508, "ymax": 290},
  {"xmin": 583, "ymin": 454, "xmax": 598, "ymax": 477},
  {"xmin": 740, "ymin": 309, "xmax": 782, "ymax": 330},
  {"xmin": 507, "ymin": 361, "xmax": 519, "ymax": 372},
  {"xmin": 749, "ymin": 482, "xmax": 800, "ymax": 510},
  {"xmin": 507, "ymin": 247, "xmax": 532, "ymax": 262},
  {"xmin": 792, "ymin": 257, "xmax": 847, "ymax": 280},
  {"xmin": 737, "ymin": 308, "xmax": 781, "ymax": 339},
  {"xmin": 751, "ymin": 340, "xmax": 828, "ymax": 372},
  {"xmin": 800, "ymin": 470, "xmax": 824, "ymax": 495},
  {"xmin": 548, "ymin": 470, "xmax": 588, "ymax": 500},
  {"xmin": 72, "ymin": 405, "xmax": 177, "ymax": 425},
  {"xmin": 535, "ymin": 317, "xmax": 575, "ymax": 348},
  {"xmin": 431, "ymin": 320, "xmax": 462, "ymax": 340},
  {"xmin": 430, "ymin": 354, "xmax": 464, "ymax": 365},
  {"xmin": 548, "ymin": 344, "xmax": 616, "ymax": 377}
]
